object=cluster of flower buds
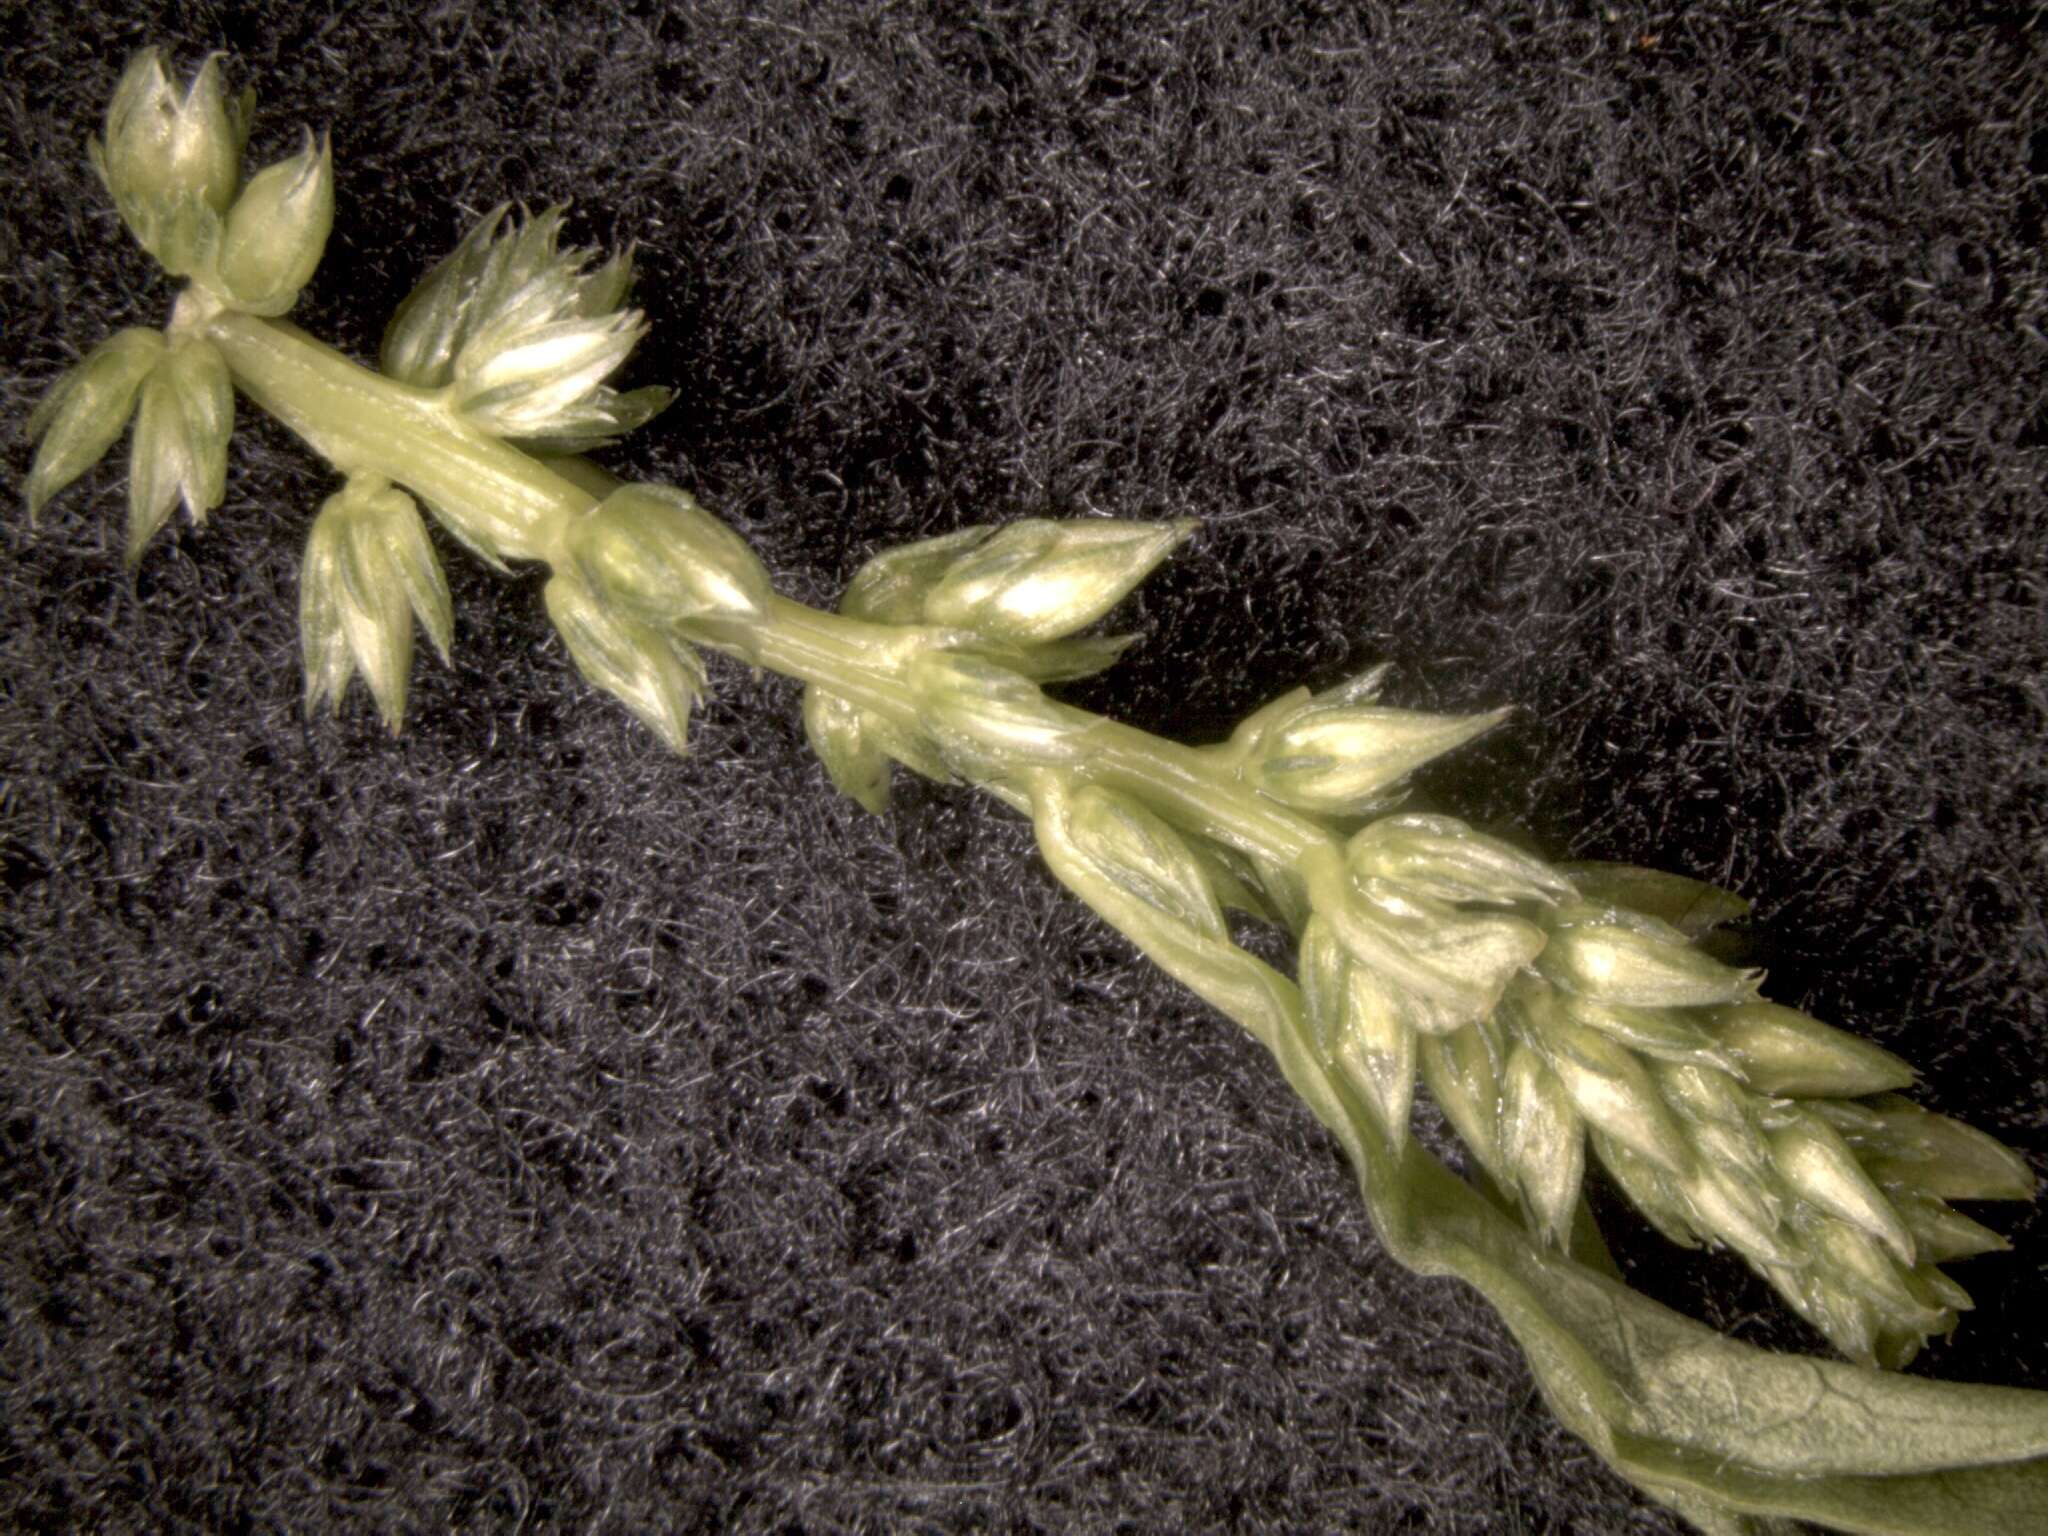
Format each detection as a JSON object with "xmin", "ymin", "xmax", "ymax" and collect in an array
[
  {"xmin": 1224, "ymin": 668, "xmax": 1512, "ymax": 818},
  {"xmin": 380, "ymin": 205, "xmax": 670, "ymax": 450},
  {"xmin": 1293, "ymin": 815, "xmax": 2034, "ymax": 1367},
  {"xmin": 26, "ymin": 327, "xmax": 233, "ymax": 563},
  {"xmin": 26, "ymin": 52, "xmax": 333, "ymax": 561},
  {"xmin": 537, "ymin": 484, "xmax": 776, "ymax": 753},
  {"xmin": 91, "ymin": 50, "xmax": 332, "ymax": 313},
  {"xmin": 299, "ymin": 477, "xmax": 453, "ymax": 731},
  {"xmin": 805, "ymin": 519, "xmax": 1190, "ymax": 811}
]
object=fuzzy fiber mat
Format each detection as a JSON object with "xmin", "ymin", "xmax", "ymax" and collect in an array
[{"xmin": 4, "ymin": 4, "xmax": 2046, "ymax": 1533}]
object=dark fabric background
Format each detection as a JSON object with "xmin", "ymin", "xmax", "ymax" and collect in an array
[{"xmin": 4, "ymin": 4, "xmax": 2045, "ymax": 1532}]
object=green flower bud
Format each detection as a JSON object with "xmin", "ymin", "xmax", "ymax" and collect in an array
[
  {"xmin": 1592, "ymin": 1131, "xmax": 1701, "ymax": 1249},
  {"xmin": 89, "ymin": 51, "xmax": 250, "ymax": 275},
  {"xmin": 568, "ymin": 485, "xmax": 772, "ymax": 643},
  {"xmin": 217, "ymin": 131, "xmax": 333, "ymax": 315},
  {"xmin": 1417, "ymin": 1022, "xmax": 1509, "ymax": 1184},
  {"xmin": 1537, "ymin": 901, "xmax": 1762, "ymax": 1009},
  {"xmin": 1345, "ymin": 813, "xmax": 1572, "ymax": 907},
  {"xmin": 542, "ymin": 569, "xmax": 705, "ymax": 754},
  {"xmin": 1703, "ymin": 1001, "xmax": 1915, "ymax": 1098},
  {"xmin": 24, "ymin": 328, "xmax": 165, "ymax": 519},
  {"xmin": 1250, "ymin": 702, "xmax": 1512, "ymax": 817},
  {"xmin": 910, "ymin": 652, "xmax": 1087, "ymax": 775},
  {"xmin": 1680, "ymin": 1158, "xmax": 1795, "ymax": 1266},
  {"xmin": 1553, "ymin": 860, "xmax": 1751, "ymax": 938},
  {"xmin": 383, "ymin": 205, "xmax": 669, "ymax": 449},
  {"xmin": 1806, "ymin": 1220, "xmax": 1948, "ymax": 1347},
  {"xmin": 300, "ymin": 478, "xmax": 453, "ymax": 732},
  {"xmin": 1067, "ymin": 786, "xmax": 1228, "ymax": 943},
  {"xmin": 1301, "ymin": 916, "xmax": 1417, "ymax": 1146},
  {"xmin": 1814, "ymin": 1095, "xmax": 2037, "ymax": 1203},
  {"xmin": 1502, "ymin": 1041, "xmax": 1584, "ymax": 1246},
  {"xmin": 1891, "ymin": 1191, "xmax": 2010, "ymax": 1264},
  {"xmin": 920, "ymin": 518, "xmax": 1194, "ymax": 645},
  {"xmin": 1565, "ymin": 995, "xmax": 1739, "ymax": 1073},
  {"xmin": 1768, "ymin": 1109, "xmax": 1916, "ymax": 1265},
  {"xmin": 1304, "ymin": 847, "xmax": 1547, "ymax": 1037},
  {"xmin": 127, "ymin": 337, "xmax": 233, "ymax": 564},
  {"xmin": 1531, "ymin": 1006, "xmax": 1694, "ymax": 1178}
]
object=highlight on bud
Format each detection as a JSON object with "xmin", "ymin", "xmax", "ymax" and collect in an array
[
  {"xmin": 217, "ymin": 130, "xmax": 333, "ymax": 315},
  {"xmin": 1536, "ymin": 901, "xmax": 1762, "ymax": 1009},
  {"xmin": 1248, "ymin": 700, "xmax": 1512, "ymax": 817},
  {"xmin": 920, "ymin": 518, "xmax": 1194, "ymax": 645},
  {"xmin": 127, "ymin": 337, "xmax": 233, "ymax": 564},
  {"xmin": 567, "ymin": 484, "xmax": 771, "ymax": 639},
  {"xmin": 543, "ymin": 569, "xmax": 705, "ymax": 754},
  {"xmin": 300, "ymin": 477, "xmax": 454, "ymax": 732},
  {"xmin": 24, "ymin": 328, "xmax": 166, "ymax": 521},
  {"xmin": 1704, "ymin": 1000, "xmax": 1915, "ymax": 1098},
  {"xmin": 382, "ymin": 205, "xmax": 670, "ymax": 449},
  {"xmin": 90, "ymin": 50, "xmax": 251, "ymax": 276}
]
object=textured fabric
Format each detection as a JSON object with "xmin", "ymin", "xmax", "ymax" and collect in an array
[{"xmin": 4, "ymin": 4, "xmax": 2044, "ymax": 1531}]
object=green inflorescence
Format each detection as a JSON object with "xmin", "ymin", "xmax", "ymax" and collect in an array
[{"xmin": 25, "ymin": 50, "xmax": 2048, "ymax": 1536}]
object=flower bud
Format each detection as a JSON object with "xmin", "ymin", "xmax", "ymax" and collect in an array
[
  {"xmin": 300, "ymin": 478, "xmax": 454, "ymax": 732},
  {"xmin": 1768, "ymin": 1110, "xmax": 1915, "ymax": 1265},
  {"xmin": 1068, "ymin": 785, "xmax": 1228, "ymax": 944},
  {"xmin": 1537, "ymin": 901, "xmax": 1762, "ymax": 1009},
  {"xmin": 127, "ymin": 337, "xmax": 233, "ymax": 564},
  {"xmin": 1502, "ymin": 1041, "xmax": 1584, "ymax": 1246},
  {"xmin": 1592, "ymin": 1131, "xmax": 1701, "ymax": 1249},
  {"xmin": 384, "ymin": 206, "xmax": 669, "ymax": 448},
  {"xmin": 1891, "ymin": 1192, "xmax": 2008, "ymax": 1264},
  {"xmin": 543, "ymin": 570, "xmax": 705, "ymax": 754},
  {"xmin": 1533, "ymin": 1009, "xmax": 1694, "ymax": 1178},
  {"xmin": 24, "ymin": 328, "xmax": 166, "ymax": 520},
  {"xmin": 1305, "ymin": 848, "xmax": 1546, "ymax": 1037},
  {"xmin": 1300, "ymin": 916, "xmax": 1417, "ymax": 1144},
  {"xmin": 1814, "ymin": 1095, "xmax": 2036, "ymax": 1203},
  {"xmin": 910, "ymin": 652, "xmax": 1087, "ymax": 775},
  {"xmin": 1250, "ymin": 702, "xmax": 1511, "ymax": 817},
  {"xmin": 1703, "ymin": 1001, "xmax": 1915, "ymax": 1098},
  {"xmin": 1345, "ymin": 813, "xmax": 1572, "ymax": 907},
  {"xmin": 1417, "ymin": 1023, "xmax": 1509, "ymax": 1184},
  {"xmin": 1680, "ymin": 1159, "xmax": 1795, "ymax": 1266},
  {"xmin": 568, "ymin": 485, "xmax": 772, "ymax": 643},
  {"xmin": 920, "ymin": 518, "xmax": 1194, "ymax": 645},
  {"xmin": 90, "ymin": 51, "xmax": 249, "ymax": 274},
  {"xmin": 217, "ymin": 131, "xmax": 333, "ymax": 315}
]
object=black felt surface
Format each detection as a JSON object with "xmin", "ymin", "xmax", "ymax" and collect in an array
[{"xmin": 4, "ymin": 4, "xmax": 2046, "ymax": 1532}]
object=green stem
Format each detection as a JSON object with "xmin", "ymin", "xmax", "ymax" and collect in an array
[
  {"xmin": 201, "ymin": 309, "xmax": 1335, "ymax": 879},
  {"xmin": 201, "ymin": 310, "xmax": 593, "ymax": 565}
]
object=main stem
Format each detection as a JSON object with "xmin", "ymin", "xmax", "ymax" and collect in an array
[{"xmin": 202, "ymin": 308, "xmax": 1339, "ymax": 872}]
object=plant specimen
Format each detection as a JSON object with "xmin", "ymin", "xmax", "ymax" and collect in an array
[{"xmin": 25, "ymin": 50, "xmax": 2048, "ymax": 1535}]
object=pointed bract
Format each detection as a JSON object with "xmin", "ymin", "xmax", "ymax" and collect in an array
[
  {"xmin": 803, "ymin": 686, "xmax": 892, "ymax": 814},
  {"xmin": 25, "ymin": 328, "xmax": 165, "ymax": 520}
]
